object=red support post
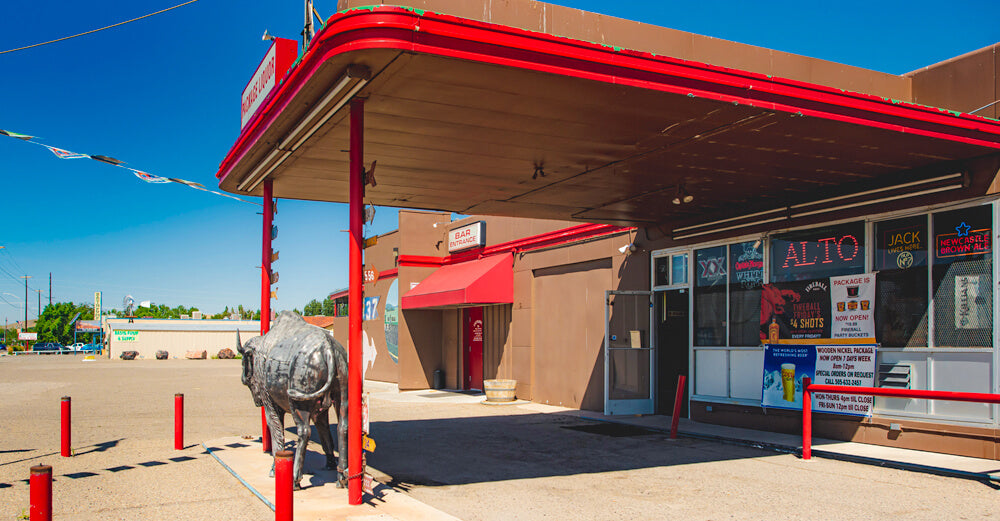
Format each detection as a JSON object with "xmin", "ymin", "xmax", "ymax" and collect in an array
[
  {"xmin": 174, "ymin": 393, "xmax": 184, "ymax": 450},
  {"xmin": 30, "ymin": 465, "xmax": 52, "ymax": 521},
  {"xmin": 261, "ymin": 407, "xmax": 272, "ymax": 453},
  {"xmin": 347, "ymin": 97, "xmax": 365, "ymax": 505},
  {"xmin": 274, "ymin": 450, "xmax": 294, "ymax": 521},
  {"xmin": 261, "ymin": 178, "xmax": 273, "ymax": 333},
  {"xmin": 261, "ymin": 179, "xmax": 274, "ymax": 452},
  {"xmin": 60, "ymin": 396, "xmax": 71, "ymax": 457},
  {"xmin": 802, "ymin": 376, "xmax": 812, "ymax": 460},
  {"xmin": 669, "ymin": 375, "xmax": 686, "ymax": 439}
]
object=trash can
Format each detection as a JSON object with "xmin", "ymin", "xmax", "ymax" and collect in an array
[{"xmin": 433, "ymin": 369, "xmax": 444, "ymax": 390}]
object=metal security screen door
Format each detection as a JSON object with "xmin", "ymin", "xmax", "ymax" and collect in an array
[{"xmin": 605, "ymin": 290, "xmax": 654, "ymax": 415}]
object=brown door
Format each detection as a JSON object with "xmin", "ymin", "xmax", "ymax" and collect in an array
[{"xmin": 463, "ymin": 307, "xmax": 484, "ymax": 390}]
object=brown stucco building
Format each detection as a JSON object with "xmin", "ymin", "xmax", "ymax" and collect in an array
[{"xmin": 219, "ymin": 1, "xmax": 1000, "ymax": 461}]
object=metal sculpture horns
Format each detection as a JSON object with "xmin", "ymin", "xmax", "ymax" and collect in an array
[{"xmin": 237, "ymin": 311, "xmax": 349, "ymax": 489}]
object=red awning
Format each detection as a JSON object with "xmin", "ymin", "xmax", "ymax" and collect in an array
[{"xmin": 402, "ymin": 254, "xmax": 512, "ymax": 309}]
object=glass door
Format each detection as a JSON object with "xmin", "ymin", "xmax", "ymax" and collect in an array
[{"xmin": 604, "ymin": 290, "xmax": 654, "ymax": 415}]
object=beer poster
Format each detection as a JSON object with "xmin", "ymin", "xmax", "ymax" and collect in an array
[
  {"xmin": 830, "ymin": 273, "xmax": 876, "ymax": 342},
  {"xmin": 759, "ymin": 279, "xmax": 831, "ymax": 344},
  {"xmin": 762, "ymin": 344, "xmax": 815, "ymax": 410},
  {"xmin": 762, "ymin": 344, "xmax": 876, "ymax": 416}
]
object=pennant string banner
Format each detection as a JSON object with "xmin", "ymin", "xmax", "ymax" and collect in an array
[{"xmin": 1, "ymin": 128, "xmax": 261, "ymax": 206}]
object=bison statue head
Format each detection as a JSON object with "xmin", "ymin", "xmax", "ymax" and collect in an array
[{"xmin": 236, "ymin": 331, "xmax": 264, "ymax": 407}]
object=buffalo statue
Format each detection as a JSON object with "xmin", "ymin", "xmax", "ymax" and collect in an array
[{"xmin": 237, "ymin": 311, "xmax": 349, "ymax": 488}]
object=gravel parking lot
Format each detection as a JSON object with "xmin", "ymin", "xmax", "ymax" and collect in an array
[
  {"xmin": 0, "ymin": 355, "xmax": 270, "ymax": 521},
  {"xmin": 2, "ymin": 355, "xmax": 997, "ymax": 521}
]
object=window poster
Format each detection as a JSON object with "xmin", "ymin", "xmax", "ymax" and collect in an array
[
  {"xmin": 760, "ymin": 279, "xmax": 831, "ymax": 344},
  {"xmin": 955, "ymin": 275, "xmax": 985, "ymax": 329},
  {"xmin": 830, "ymin": 273, "xmax": 876, "ymax": 342},
  {"xmin": 762, "ymin": 344, "xmax": 876, "ymax": 416},
  {"xmin": 762, "ymin": 344, "xmax": 814, "ymax": 410}
]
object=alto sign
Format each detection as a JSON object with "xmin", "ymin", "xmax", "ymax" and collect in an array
[
  {"xmin": 448, "ymin": 221, "xmax": 486, "ymax": 253},
  {"xmin": 241, "ymin": 38, "xmax": 297, "ymax": 129}
]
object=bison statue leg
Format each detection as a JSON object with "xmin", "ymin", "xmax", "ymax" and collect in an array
[
  {"xmin": 290, "ymin": 407, "xmax": 314, "ymax": 489},
  {"xmin": 335, "ymin": 368, "xmax": 349, "ymax": 488},
  {"xmin": 265, "ymin": 403, "xmax": 285, "ymax": 478},
  {"xmin": 314, "ymin": 408, "xmax": 337, "ymax": 472}
]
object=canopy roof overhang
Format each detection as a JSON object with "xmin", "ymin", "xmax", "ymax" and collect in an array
[{"xmin": 218, "ymin": 6, "xmax": 1000, "ymax": 236}]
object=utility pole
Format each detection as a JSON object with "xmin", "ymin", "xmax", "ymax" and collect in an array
[
  {"xmin": 21, "ymin": 276, "xmax": 31, "ymax": 329},
  {"xmin": 49, "ymin": 273, "xmax": 52, "ymax": 306},
  {"xmin": 303, "ymin": 0, "xmax": 315, "ymax": 48},
  {"xmin": 36, "ymin": 289, "xmax": 42, "ymax": 317}
]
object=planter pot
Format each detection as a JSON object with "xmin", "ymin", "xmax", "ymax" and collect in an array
[{"xmin": 483, "ymin": 379, "xmax": 517, "ymax": 402}]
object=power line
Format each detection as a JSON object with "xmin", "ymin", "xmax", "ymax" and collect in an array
[{"xmin": 0, "ymin": 0, "xmax": 200, "ymax": 55}]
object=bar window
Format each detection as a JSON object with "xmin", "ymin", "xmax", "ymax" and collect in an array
[
  {"xmin": 729, "ymin": 241, "xmax": 763, "ymax": 346},
  {"xmin": 694, "ymin": 246, "xmax": 726, "ymax": 346},
  {"xmin": 654, "ymin": 256, "xmax": 670, "ymax": 286},
  {"xmin": 932, "ymin": 206, "xmax": 993, "ymax": 347},
  {"xmin": 671, "ymin": 253, "xmax": 688, "ymax": 284},
  {"xmin": 874, "ymin": 216, "xmax": 928, "ymax": 347}
]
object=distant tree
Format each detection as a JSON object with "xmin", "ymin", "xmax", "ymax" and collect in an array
[
  {"xmin": 293, "ymin": 308, "xmax": 302, "ymax": 315},
  {"xmin": 36, "ymin": 302, "xmax": 93, "ymax": 345},
  {"xmin": 303, "ymin": 299, "xmax": 323, "ymax": 316},
  {"xmin": 130, "ymin": 304, "xmax": 201, "ymax": 319},
  {"xmin": 322, "ymin": 298, "xmax": 337, "ymax": 316}
]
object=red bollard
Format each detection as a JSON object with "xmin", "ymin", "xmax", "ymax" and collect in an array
[
  {"xmin": 261, "ymin": 407, "xmax": 271, "ymax": 453},
  {"xmin": 669, "ymin": 375, "xmax": 687, "ymax": 439},
  {"xmin": 174, "ymin": 393, "xmax": 184, "ymax": 450},
  {"xmin": 802, "ymin": 376, "xmax": 812, "ymax": 460},
  {"xmin": 60, "ymin": 397, "xmax": 71, "ymax": 457},
  {"xmin": 30, "ymin": 465, "xmax": 52, "ymax": 521},
  {"xmin": 274, "ymin": 450, "xmax": 294, "ymax": 521}
]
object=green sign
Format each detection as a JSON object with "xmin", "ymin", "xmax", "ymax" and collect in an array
[{"xmin": 114, "ymin": 330, "xmax": 138, "ymax": 342}]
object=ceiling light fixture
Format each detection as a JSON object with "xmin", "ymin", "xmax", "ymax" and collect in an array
[{"xmin": 672, "ymin": 184, "xmax": 694, "ymax": 205}]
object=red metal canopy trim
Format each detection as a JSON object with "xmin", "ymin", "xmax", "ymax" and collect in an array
[
  {"xmin": 401, "ymin": 253, "xmax": 513, "ymax": 309},
  {"xmin": 399, "ymin": 223, "xmax": 631, "ymax": 268},
  {"xmin": 218, "ymin": 7, "xmax": 1000, "ymax": 185}
]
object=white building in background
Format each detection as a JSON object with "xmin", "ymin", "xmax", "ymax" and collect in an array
[{"xmin": 105, "ymin": 318, "xmax": 260, "ymax": 359}]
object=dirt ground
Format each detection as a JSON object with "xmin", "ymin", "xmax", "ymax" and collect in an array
[{"xmin": 2, "ymin": 355, "xmax": 998, "ymax": 521}]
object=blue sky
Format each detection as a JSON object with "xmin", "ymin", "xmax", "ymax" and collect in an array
[{"xmin": 1, "ymin": 0, "xmax": 997, "ymax": 322}]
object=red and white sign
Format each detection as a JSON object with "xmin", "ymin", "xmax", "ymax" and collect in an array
[
  {"xmin": 18, "ymin": 332, "xmax": 37, "ymax": 341},
  {"xmin": 241, "ymin": 38, "xmax": 297, "ymax": 129},
  {"xmin": 448, "ymin": 221, "xmax": 486, "ymax": 253}
]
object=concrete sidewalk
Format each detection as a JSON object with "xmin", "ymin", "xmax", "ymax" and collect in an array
[
  {"xmin": 580, "ymin": 413, "xmax": 1000, "ymax": 483},
  {"xmin": 204, "ymin": 436, "xmax": 461, "ymax": 521},
  {"xmin": 368, "ymin": 381, "xmax": 1000, "ymax": 484}
]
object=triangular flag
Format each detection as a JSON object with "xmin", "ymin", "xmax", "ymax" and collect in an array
[
  {"xmin": 168, "ymin": 178, "xmax": 206, "ymax": 190},
  {"xmin": 130, "ymin": 169, "xmax": 171, "ymax": 184},
  {"xmin": 91, "ymin": 155, "xmax": 124, "ymax": 165},
  {"xmin": 43, "ymin": 145, "xmax": 88, "ymax": 159},
  {"xmin": 0, "ymin": 129, "xmax": 34, "ymax": 140}
]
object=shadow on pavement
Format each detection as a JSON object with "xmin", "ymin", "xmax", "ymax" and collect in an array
[{"xmin": 346, "ymin": 412, "xmax": 779, "ymax": 487}]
